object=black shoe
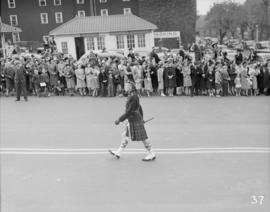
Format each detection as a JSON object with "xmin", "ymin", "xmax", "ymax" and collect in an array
[
  {"xmin": 108, "ymin": 150, "xmax": 120, "ymax": 159},
  {"xmin": 24, "ymin": 98, "xmax": 28, "ymax": 101},
  {"xmin": 15, "ymin": 99, "xmax": 20, "ymax": 101}
]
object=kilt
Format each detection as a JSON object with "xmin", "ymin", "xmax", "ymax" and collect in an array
[{"xmin": 126, "ymin": 121, "xmax": 148, "ymax": 141}]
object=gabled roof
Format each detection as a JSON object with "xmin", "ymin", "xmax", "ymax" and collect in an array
[
  {"xmin": 0, "ymin": 22, "xmax": 22, "ymax": 33},
  {"xmin": 50, "ymin": 14, "xmax": 157, "ymax": 36}
]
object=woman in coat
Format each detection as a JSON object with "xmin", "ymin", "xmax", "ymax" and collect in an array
[
  {"xmin": 48, "ymin": 60, "xmax": 58, "ymax": 95},
  {"xmin": 240, "ymin": 62, "xmax": 250, "ymax": 96},
  {"xmin": 249, "ymin": 64, "xmax": 259, "ymax": 96},
  {"xmin": 157, "ymin": 62, "xmax": 165, "ymax": 96},
  {"xmin": 182, "ymin": 60, "xmax": 192, "ymax": 96},
  {"xmin": 167, "ymin": 61, "xmax": 176, "ymax": 97},
  {"xmin": 175, "ymin": 63, "xmax": 184, "ymax": 96},
  {"xmin": 205, "ymin": 61, "xmax": 215, "ymax": 97},
  {"xmin": 85, "ymin": 63, "xmax": 95, "ymax": 96},
  {"xmin": 64, "ymin": 64, "xmax": 75, "ymax": 96}
]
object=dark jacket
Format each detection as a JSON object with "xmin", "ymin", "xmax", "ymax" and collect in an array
[
  {"xmin": 99, "ymin": 71, "xmax": 108, "ymax": 85},
  {"xmin": 264, "ymin": 69, "xmax": 270, "ymax": 89},
  {"xmin": 118, "ymin": 94, "xmax": 143, "ymax": 123},
  {"xmin": 167, "ymin": 66, "xmax": 176, "ymax": 88},
  {"xmin": 14, "ymin": 66, "xmax": 26, "ymax": 82}
]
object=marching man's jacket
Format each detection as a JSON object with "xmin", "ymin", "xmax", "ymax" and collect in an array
[{"xmin": 118, "ymin": 94, "xmax": 144, "ymax": 123}]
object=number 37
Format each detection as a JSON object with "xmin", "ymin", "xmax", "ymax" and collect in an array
[{"xmin": 251, "ymin": 195, "xmax": 264, "ymax": 205}]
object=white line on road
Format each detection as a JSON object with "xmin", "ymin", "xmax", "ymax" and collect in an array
[
  {"xmin": 1, "ymin": 149, "xmax": 270, "ymax": 155},
  {"xmin": 1, "ymin": 147, "xmax": 269, "ymax": 152}
]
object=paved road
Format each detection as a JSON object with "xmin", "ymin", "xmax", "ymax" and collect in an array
[{"xmin": 1, "ymin": 96, "xmax": 270, "ymax": 212}]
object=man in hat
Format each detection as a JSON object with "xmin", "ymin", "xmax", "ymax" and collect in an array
[
  {"xmin": 14, "ymin": 60, "xmax": 28, "ymax": 101},
  {"xmin": 109, "ymin": 84, "xmax": 156, "ymax": 161}
]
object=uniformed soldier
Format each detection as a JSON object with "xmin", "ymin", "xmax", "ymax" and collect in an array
[{"xmin": 109, "ymin": 84, "xmax": 156, "ymax": 161}]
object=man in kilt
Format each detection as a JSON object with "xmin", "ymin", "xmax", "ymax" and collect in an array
[{"xmin": 109, "ymin": 85, "xmax": 156, "ymax": 161}]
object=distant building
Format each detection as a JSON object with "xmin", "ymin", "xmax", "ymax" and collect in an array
[
  {"xmin": 1, "ymin": 0, "xmax": 196, "ymax": 47},
  {"xmin": 1, "ymin": 0, "xmax": 139, "ymax": 43},
  {"xmin": 50, "ymin": 14, "xmax": 157, "ymax": 59}
]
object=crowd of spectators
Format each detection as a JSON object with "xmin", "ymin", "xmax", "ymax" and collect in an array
[{"xmin": 1, "ymin": 43, "xmax": 270, "ymax": 99}]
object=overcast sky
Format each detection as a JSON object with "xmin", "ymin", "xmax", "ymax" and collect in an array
[{"xmin": 197, "ymin": 0, "xmax": 247, "ymax": 15}]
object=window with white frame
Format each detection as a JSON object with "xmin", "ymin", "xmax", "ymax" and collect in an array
[
  {"xmin": 97, "ymin": 36, "xmax": 105, "ymax": 50},
  {"xmin": 61, "ymin": 42, "xmax": 68, "ymax": 54},
  {"xmin": 39, "ymin": 0, "xmax": 46, "ymax": 6},
  {"xmin": 127, "ymin": 34, "xmax": 135, "ymax": 49},
  {"xmin": 78, "ymin": 10, "xmax": 85, "ymax": 17},
  {"xmin": 8, "ymin": 0, "xmax": 16, "ymax": 8},
  {"xmin": 137, "ymin": 34, "xmax": 145, "ymax": 48},
  {"xmin": 40, "ymin": 13, "xmax": 48, "ymax": 24},
  {"xmin": 10, "ymin": 15, "xmax": 18, "ymax": 26},
  {"xmin": 55, "ymin": 12, "xmax": 63, "ymax": 23},
  {"xmin": 76, "ymin": 0, "xmax": 84, "ymax": 4},
  {"xmin": 100, "ymin": 0, "xmax": 107, "ymax": 2},
  {"xmin": 12, "ymin": 32, "xmax": 20, "ymax": 42},
  {"xmin": 116, "ymin": 35, "xmax": 125, "ymax": 49},
  {"xmin": 54, "ymin": 0, "xmax": 61, "ymax": 6},
  {"xmin": 100, "ymin": 9, "xmax": 108, "ymax": 16},
  {"xmin": 123, "ymin": 8, "xmax": 131, "ymax": 14},
  {"xmin": 86, "ymin": 37, "xmax": 95, "ymax": 50}
]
